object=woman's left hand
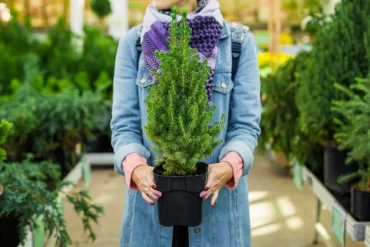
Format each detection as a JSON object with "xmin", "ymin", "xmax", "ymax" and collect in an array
[{"xmin": 200, "ymin": 162, "xmax": 233, "ymax": 207}]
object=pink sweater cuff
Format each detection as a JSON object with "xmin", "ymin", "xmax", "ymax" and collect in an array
[
  {"xmin": 122, "ymin": 153, "xmax": 148, "ymax": 190},
  {"xmin": 221, "ymin": 152, "xmax": 243, "ymax": 189}
]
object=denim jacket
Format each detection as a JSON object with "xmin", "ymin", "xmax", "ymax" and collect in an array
[{"xmin": 111, "ymin": 21, "xmax": 261, "ymax": 247}]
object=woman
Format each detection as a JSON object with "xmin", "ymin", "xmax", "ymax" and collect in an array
[{"xmin": 110, "ymin": 0, "xmax": 261, "ymax": 246}]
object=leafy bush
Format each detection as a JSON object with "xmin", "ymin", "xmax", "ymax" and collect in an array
[
  {"xmin": 0, "ymin": 86, "xmax": 106, "ymax": 176},
  {"xmin": 296, "ymin": 0, "xmax": 370, "ymax": 144},
  {"xmin": 144, "ymin": 8, "xmax": 225, "ymax": 176},
  {"xmin": 260, "ymin": 51, "xmax": 323, "ymax": 170},
  {"xmin": 37, "ymin": 17, "xmax": 80, "ymax": 80},
  {"xmin": 78, "ymin": 26, "xmax": 118, "ymax": 90},
  {"xmin": 0, "ymin": 121, "xmax": 104, "ymax": 246}
]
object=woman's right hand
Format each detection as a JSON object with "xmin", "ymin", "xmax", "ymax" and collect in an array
[{"xmin": 132, "ymin": 165, "xmax": 162, "ymax": 205}]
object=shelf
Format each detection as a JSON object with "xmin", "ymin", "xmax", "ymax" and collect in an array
[
  {"xmin": 85, "ymin": 153, "xmax": 114, "ymax": 166},
  {"xmin": 365, "ymin": 226, "xmax": 370, "ymax": 247},
  {"xmin": 302, "ymin": 166, "xmax": 370, "ymax": 242},
  {"xmin": 302, "ymin": 167, "xmax": 337, "ymax": 212}
]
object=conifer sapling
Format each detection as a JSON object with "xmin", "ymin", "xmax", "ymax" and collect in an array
[{"xmin": 144, "ymin": 7, "xmax": 225, "ymax": 176}]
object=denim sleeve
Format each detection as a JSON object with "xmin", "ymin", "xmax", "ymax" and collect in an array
[
  {"xmin": 110, "ymin": 35, "xmax": 150, "ymax": 176},
  {"xmin": 219, "ymin": 32, "xmax": 261, "ymax": 177}
]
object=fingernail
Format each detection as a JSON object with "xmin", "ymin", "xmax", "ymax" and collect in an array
[
  {"xmin": 204, "ymin": 186, "xmax": 209, "ymax": 191},
  {"xmin": 152, "ymin": 184, "xmax": 157, "ymax": 189},
  {"xmin": 211, "ymin": 203, "xmax": 215, "ymax": 207},
  {"xmin": 150, "ymin": 202, "xmax": 155, "ymax": 205},
  {"xmin": 153, "ymin": 196, "xmax": 158, "ymax": 200},
  {"xmin": 200, "ymin": 191, "xmax": 207, "ymax": 198},
  {"xmin": 155, "ymin": 191, "xmax": 162, "ymax": 197}
]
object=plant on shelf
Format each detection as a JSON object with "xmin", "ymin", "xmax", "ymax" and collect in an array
[
  {"xmin": 297, "ymin": 0, "xmax": 370, "ymax": 144},
  {"xmin": 331, "ymin": 77, "xmax": 370, "ymax": 221},
  {"xmin": 0, "ymin": 119, "xmax": 104, "ymax": 247},
  {"xmin": 0, "ymin": 86, "xmax": 105, "ymax": 177},
  {"xmin": 144, "ymin": 7, "xmax": 224, "ymax": 227},
  {"xmin": 260, "ymin": 51, "xmax": 323, "ymax": 173},
  {"xmin": 296, "ymin": 0, "xmax": 370, "ymax": 194}
]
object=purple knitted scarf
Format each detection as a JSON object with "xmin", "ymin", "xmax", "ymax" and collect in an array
[{"xmin": 142, "ymin": 15, "xmax": 222, "ymax": 102}]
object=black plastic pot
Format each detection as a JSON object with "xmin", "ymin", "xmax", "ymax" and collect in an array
[
  {"xmin": 324, "ymin": 145, "xmax": 358, "ymax": 195},
  {"xmin": 153, "ymin": 162, "xmax": 208, "ymax": 227},
  {"xmin": 85, "ymin": 131, "xmax": 113, "ymax": 153},
  {"xmin": 0, "ymin": 214, "xmax": 20, "ymax": 247},
  {"xmin": 351, "ymin": 186, "xmax": 370, "ymax": 221}
]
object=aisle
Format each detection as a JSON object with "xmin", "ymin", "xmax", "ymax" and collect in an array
[{"xmin": 64, "ymin": 156, "xmax": 363, "ymax": 247}]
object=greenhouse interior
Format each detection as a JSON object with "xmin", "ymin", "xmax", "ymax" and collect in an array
[{"xmin": 0, "ymin": 0, "xmax": 370, "ymax": 246}]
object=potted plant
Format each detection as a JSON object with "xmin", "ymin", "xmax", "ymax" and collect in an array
[
  {"xmin": 144, "ymin": 7, "xmax": 225, "ymax": 227},
  {"xmin": 0, "ymin": 119, "xmax": 104, "ymax": 246},
  {"xmin": 296, "ymin": 0, "xmax": 370, "ymax": 195},
  {"xmin": 260, "ymin": 51, "xmax": 323, "ymax": 174},
  {"xmin": 331, "ymin": 78, "xmax": 370, "ymax": 221},
  {"xmin": 0, "ymin": 85, "xmax": 104, "ymax": 177}
]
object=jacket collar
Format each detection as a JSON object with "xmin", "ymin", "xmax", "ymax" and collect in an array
[{"xmin": 220, "ymin": 21, "xmax": 230, "ymax": 39}]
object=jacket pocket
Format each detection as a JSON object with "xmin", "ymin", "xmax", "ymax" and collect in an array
[
  {"xmin": 136, "ymin": 67, "xmax": 154, "ymax": 88},
  {"xmin": 212, "ymin": 72, "xmax": 234, "ymax": 94}
]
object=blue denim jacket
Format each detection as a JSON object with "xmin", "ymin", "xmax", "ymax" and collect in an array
[{"xmin": 111, "ymin": 21, "xmax": 261, "ymax": 247}]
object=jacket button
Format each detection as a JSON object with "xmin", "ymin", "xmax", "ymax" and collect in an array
[
  {"xmin": 221, "ymin": 82, "xmax": 227, "ymax": 88},
  {"xmin": 194, "ymin": 228, "xmax": 201, "ymax": 234},
  {"xmin": 140, "ymin": 77, "xmax": 147, "ymax": 83}
]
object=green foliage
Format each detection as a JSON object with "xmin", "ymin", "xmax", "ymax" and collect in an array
[
  {"xmin": 0, "ymin": 158, "xmax": 104, "ymax": 246},
  {"xmin": 0, "ymin": 86, "xmax": 105, "ymax": 169},
  {"xmin": 0, "ymin": 119, "xmax": 12, "ymax": 162},
  {"xmin": 296, "ymin": 0, "xmax": 370, "ymax": 144},
  {"xmin": 260, "ymin": 52, "xmax": 323, "ymax": 170},
  {"xmin": 331, "ymin": 78, "xmax": 370, "ymax": 190},
  {"xmin": 144, "ymin": 7, "xmax": 225, "ymax": 176},
  {"xmin": 90, "ymin": 0, "xmax": 112, "ymax": 19},
  {"xmin": 37, "ymin": 16, "xmax": 80, "ymax": 80},
  {"xmin": 303, "ymin": 8, "xmax": 331, "ymax": 36},
  {"xmin": 0, "ymin": 15, "xmax": 35, "ymax": 93},
  {"xmin": 79, "ymin": 26, "xmax": 118, "ymax": 90}
]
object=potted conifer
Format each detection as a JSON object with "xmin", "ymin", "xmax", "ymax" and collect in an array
[
  {"xmin": 332, "ymin": 78, "xmax": 370, "ymax": 221},
  {"xmin": 144, "ymin": 7, "xmax": 224, "ymax": 227},
  {"xmin": 296, "ymin": 0, "xmax": 370, "ymax": 195},
  {"xmin": 260, "ymin": 51, "xmax": 323, "ymax": 174}
]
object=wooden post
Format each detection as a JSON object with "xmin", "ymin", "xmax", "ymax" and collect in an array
[{"xmin": 268, "ymin": 0, "xmax": 281, "ymax": 69}]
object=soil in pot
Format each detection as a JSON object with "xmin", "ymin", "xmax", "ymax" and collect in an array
[
  {"xmin": 324, "ymin": 145, "xmax": 359, "ymax": 195},
  {"xmin": 0, "ymin": 214, "xmax": 20, "ymax": 247},
  {"xmin": 351, "ymin": 186, "xmax": 370, "ymax": 221},
  {"xmin": 153, "ymin": 162, "xmax": 208, "ymax": 227}
]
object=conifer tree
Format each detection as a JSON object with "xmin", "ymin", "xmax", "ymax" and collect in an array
[
  {"xmin": 331, "ymin": 78, "xmax": 370, "ymax": 190},
  {"xmin": 296, "ymin": 0, "xmax": 370, "ymax": 144},
  {"xmin": 144, "ymin": 7, "xmax": 225, "ymax": 176}
]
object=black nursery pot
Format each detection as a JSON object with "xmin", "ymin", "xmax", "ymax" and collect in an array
[
  {"xmin": 324, "ymin": 145, "xmax": 359, "ymax": 195},
  {"xmin": 351, "ymin": 186, "xmax": 370, "ymax": 221},
  {"xmin": 153, "ymin": 162, "xmax": 208, "ymax": 227},
  {"xmin": 0, "ymin": 214, "xmax": 20, "ymax": 247}
]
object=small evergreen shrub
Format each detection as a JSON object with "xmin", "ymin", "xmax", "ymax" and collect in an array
[
  {"xmin": 296, "ymin": 0, "xmax": 370, "ymax": 144},
  {"xmin": 332, "ymin": 78, "xmax": 370, "ymax": 190},
  {"xmin": 144, "ymin": 8, "xmax": 225, "ymax": 176}
]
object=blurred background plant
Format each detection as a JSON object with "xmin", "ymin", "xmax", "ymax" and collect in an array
[{"xmin": 0, "ymin": 119, "xmax": 104, "ymax": 247}]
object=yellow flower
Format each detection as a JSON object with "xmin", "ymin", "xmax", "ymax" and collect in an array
[{"xmin": 258, "ymin": 52, "xmax": 293, "ymax": 71}]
